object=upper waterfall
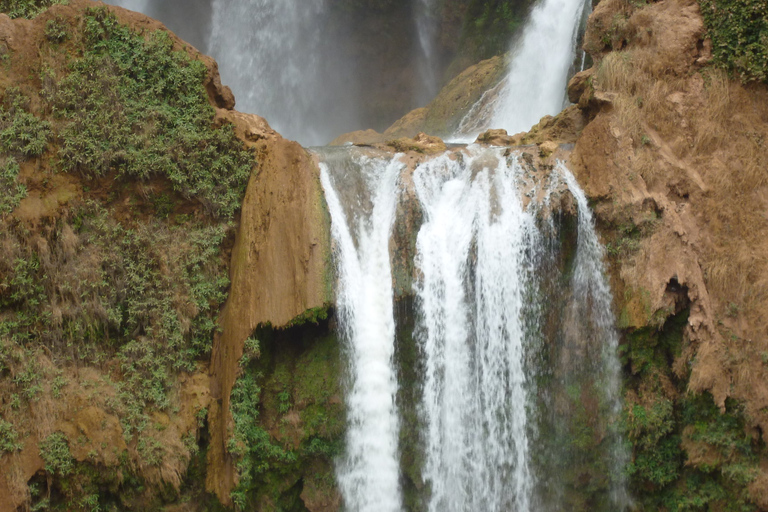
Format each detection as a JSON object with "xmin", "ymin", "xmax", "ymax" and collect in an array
[
  {"xmin": 208, "ymin": 0, "xmax": 358, "ymax": 146},
  {"xmin": 455, "ymin": 0, "xmax": 590, "ymax": 140}
]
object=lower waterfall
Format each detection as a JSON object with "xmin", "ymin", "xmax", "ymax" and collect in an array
[
  {"xmin": 319, "ymin": 148, "xmax": 404, "ymax": 512},
  {"xmin": 414, "ymin": 148, "xmax": 538, "ymax": 512},
  {"xmin": 318, "ymin": 145, "xmax": 629, "ymax": 511}
]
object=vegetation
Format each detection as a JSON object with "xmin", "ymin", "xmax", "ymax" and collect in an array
[
  {"xmin": 0, "ymin": 0, "xmax": 66, "ymax": 19},
  {"xmin": 0, "ymin": 419, "xmax": 22, "ymax": 453},
  {"xmin": 0, "ymin": 88, "xmax": 51, "ymax": 158},
  {"xmin": 0, "ymin": 157, "xmax": 26, "ymax": 216},
  {"xmin": 460, "ymin": 0, "xmax": 533, "ymax": 60},
  {"xmin": 0, "ymin": 5, "xmax": 257, "ymax": 508},
  {"xmin": 39, "ymin": 432, "xmax": 74, "ymax": 476},
  {"xmin": 228, "ymin": 324, "xmax": 344, "ymax": 510},
  {"xmin": 43, "ymin": 7, "xmax": 253, "ymax": 218},
  {"xmin": 699, "ymin": 0, "xmax": 768, "ymax": 82},
  {"xmin": 621, "ymin": 308, "xmax": 762, "ymax": 510}
]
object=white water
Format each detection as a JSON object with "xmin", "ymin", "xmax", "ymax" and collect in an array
[
  {"xmin": 415, "ymin": 0, "xmax": 439, "ymax": 104},
  {"xmin": 454, "ymin": 0, "xmax": 589, "ymax": 140},
  {"xmin": 319, "ymin": 150, "xmax": 404, "ymax": 512},
  {"xmin": 414, "ymin": 147, "xmax": 541, "ymax": 512},
  {"xmin": 561, "ymin": 164, "xmax": 631, "ymax": 509},
  {"xmin": 209, "ymin": 0, "xmax": 358, "ymax": 146},
  {"xmin": 491, "ymin": 0, "xmax": 587, "ymax": 133}
]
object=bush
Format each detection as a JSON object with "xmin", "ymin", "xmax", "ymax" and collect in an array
[
  {"xmin": 45, "ymin": 8, "xmax": 253, "ymax": 218},
  {"xmin": 0, "ymin": 157, "xmax": 26, "ymax": 216},
  {"xmin": 0, "ymin": 419, "xmax": 22, "ymax": 453},
  {"xmin": 699, "ymin": 0, "xmax": 768, "ymax": 82},
  {"xmin": 0, "ymin": 88, "xmax": 51, "ymax": 158},
  {"xmin": 0, "ymin": 0, "xmax": 65, "ymax": 19},
  {"xmin": 39, "ymin": 432, "xmax": 74, "ymax": 476}
]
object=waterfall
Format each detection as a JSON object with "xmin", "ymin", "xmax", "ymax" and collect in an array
[
  {"xmin": 415, "ymin": 0, "xmax": 439, "ymax": 105},
  {"xmin": 413, "ymin": 147, "xmax": 539, "ymax": 512},
  {"xmin": 455, "ymin": 0, "xmax": 590, "ymax": 140},
  {"xmin": 107, "ymin": 0, "xmax": 150, "ymax": 13},
  {"xmin": 491, "ymin": 0, "xmax": 588, "ymax": 133},
  {"xmin": 320, "ymin": 145, "xmax": 629, "ymax": 511},
  {"xmin": 208, "ymin": 0, "xmax": 333, "ymax": 146},
  {"xmin": 318, "ymin": 148, "xmax": 404, "ymax": 512},
  {"xmin": 561, "ymin": 165, "xmax": 631, "ymax": 509}
]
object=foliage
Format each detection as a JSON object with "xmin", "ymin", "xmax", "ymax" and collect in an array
[
  {"xmin": 699, "ymin": 0, "xmax": 768, "ymax": 82},
  {"xmin": 44, "ymin": 7, "xmax": 253, "ymax": 218},
  {"xmin": 228, "ymin": 363, "xmax": 296, "ymax": 509},
  {"xmin": 0, "ymin": 0, "xmax": 66, "ymax": 19},
  {"xmin": 45, "ymin": 16, "xmax": 68, "ymax": 43},
  {"xmin": 620, "ymin": 301, "xmax": 763, "ymax": 510},
  {"xmin": 0, "ymin": 88, "xmax": 51, "ymax": 158},
  {"xmin": 625, "ymin": 398, "xmax": 682, "ymax": 486},
  {"xmin": 39, "ymin": 432, "xmax": 74, "ymax": 476},
  {"xmin": 0, "ymin": 419, "xmax": 22, "ymax": 453},
  {"xmin": 620, "ymin": 308, "xmax": 687, "ymax": 375},
  {"xmin": 0, "ymin": 203, "xmax": 231, "ymax": 437},
  {"xmin": 0, "ymin": 157, "xmax": 26, "ymax": 216}
]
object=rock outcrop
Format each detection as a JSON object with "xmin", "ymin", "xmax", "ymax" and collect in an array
[{"xmin": 206, "ymin": 110, "xmax": 332, "ymax": 505}]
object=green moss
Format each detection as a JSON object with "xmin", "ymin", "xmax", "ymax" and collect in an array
[
  {"xmin": 228, "ymin": 321, "xmax": 343, "ymax": 509},
  {"xmin": 699, "ymin": 0, "xmax": 768, "ymax": 83},
  {"xmin": 450, "ymin": 0, "xmax": 535, "ymax": 73},
  {"xmin": 284, "ymin": 304, "xmax": 331, "ymax": 329}
]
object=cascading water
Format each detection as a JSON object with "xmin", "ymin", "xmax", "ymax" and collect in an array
[
  {"xmin": 455, "ymin": 0, "xmax": 590, "ymax": 140},
  {"xmin": 320, "ymin": 142, "xmax": 629, "ymax": 511},
  {"xmin": 414, "ymin": 0, "xmax": 439, "ymax": 105},
  {"xmin": 208, "ymin": 0, "xmax": 339, "ymax": 146},
  {"xmin": 318, "ymin": 148, "xmax": 404, "ymax": 512},
  {"xmin": 413, "ymin": 147, "xmax": 539, "ymax": 512}
]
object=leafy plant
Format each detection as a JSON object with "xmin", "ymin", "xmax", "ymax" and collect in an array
[
  {"xmin": 0, "ymin": 157, "xmax": 26, "ymax": 216},
  {"xmin": 45, "ymin": 8, "xmax": 254, "ymax": 218},
  {"xmin": 0, "ymin": 88, "xmax": 51, "ymax": 158},
  {"xmin": 0, "ymin": 419, "xmax": 22, "ymax": 453},
  {"xmin": 39, "ymin": 432, "xmax": 74, "ymax": 476},
  {"xmin": 699, "ymin": 0, "xmax": 768, "ymax": 82},
  {"xmin": 44, "ymin": 16, "xmax": 68, "ymax": 43},
  {"xmin": 0, "ymin": 0, "xmax": 66, "ymax": 19}
]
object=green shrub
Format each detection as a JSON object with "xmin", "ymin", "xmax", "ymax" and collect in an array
[
  {"xmin": 699, "ymin": 0, "xmax": 768, "ymax": 82},
  {"xmin": 44, "ymin": 16, "xmax": 68, "ymax": 43},
  {"xmin": 0, "ymin": 88, "xmax": 51, "ymax": 158},
  {"xmin": 45, "ymin": 8, "xmax": 253, "ymax": 218},
  {"xmin": 0, "ymin": 419, "xmax": 22, "ymax": 453},
  {"xmin": 0, "ymin": 0, "xmax": 66, "ymax": 19},
  {"xmin": 0, "ymin": 157, "xmax": 26, "ymax": 216},
  {"xmin": 39, "ymin": 432, "xmax": 74, "ymax": 476}
]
